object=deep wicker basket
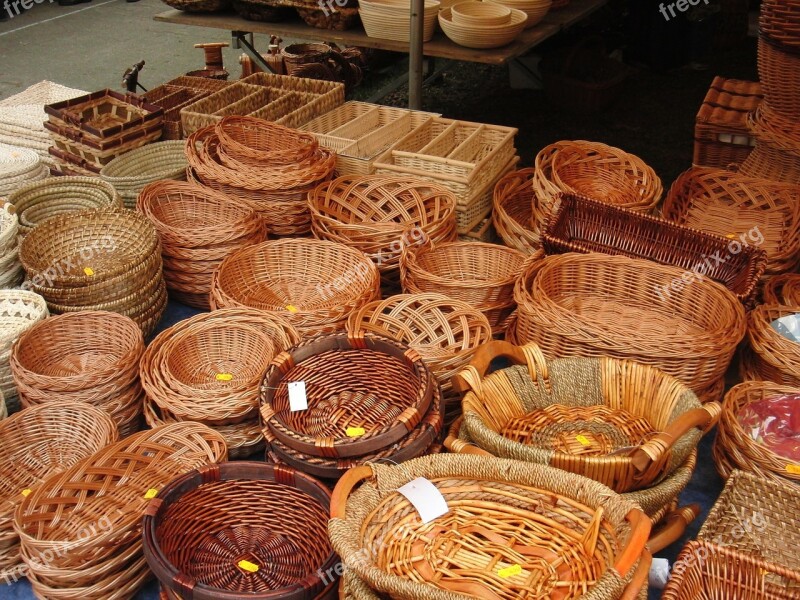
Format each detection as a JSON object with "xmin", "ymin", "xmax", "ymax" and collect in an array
[
  {"xmin": 757, "ymin": 36, "xmax": 800, "ymax": 120},
  {"xmin": 13, "ymin": 423, "xmax": 227, "ymax": 600},
  {"xmin": 492, "ymin": 167, "xmax": 542, "ymax": 253},
  {"xmin": 210, "ymin": 238, "xmax": 380, "ymax": 337},
  {"xmin": 0, "ymin": 402, "xmax": 117, "ymax": 580},
  {"xmin": 744, "ymin": 304, "xmax": 800, "ymax": 387},
  {"xmin": 328, "ymin": 454, "xmax": 652, "ymax": 600},
  {"xmin": 143, "ymin": 461, "xmax": 338, "ymax": 600}
]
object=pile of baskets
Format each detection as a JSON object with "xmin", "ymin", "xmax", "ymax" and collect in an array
[
  {"xmin": 18, "ymin": 208, "xmax": 167, "ymax": 336},
  {"xmin": 187, "ymin": 116, "xmax": 336, "ymax": 236},
  {"xmin": 138, "ymin": 181, "xmax": 266, "ymax": 309},
  {"xmin": 0, "ymin": 143, "xmax": 48, "ymax": 198},
  {"xmin": 0, "ymin": 402, "xmax": 117, "ymax": 581},
  {"xmin": 0, "ymin": 203, "xmax": 23, "ymax": 289},
  {"xmin": 13, "ymin": 423, "xmax": 227, "ymax": 600},
  {"xmin": 140, "ymin": 309, "xmax": 299, "ymax": 458},
  {"xmin": 211, "ymin": 238, "xmax": 381, "ymax": 337},
  {"xmin": 100, "ymin": 140, "xmax": 187, "ymax": 209},
  {"xmin": 260, "ymin": 332, "xmax": 443, "ymax": 481},
  {"xmin": 7, "ymin": 176, "xmax": 121, "ymax": 236},
  {"xmin": 10, "ymin": 311, "xmax": 146, "ymax": 437},
  {"xmin": 309, "ymin": 175, "xmax": 458, "ymax": 293},
  {"xmin": 509, "ymin": 252, "xmax": 747, "ymax": 402},
  {"xmin": 0, "ymin": 290, "xmax": 48, "ymax": 414},
  {"xmin": 346, "ymin": 293, "xmax": 492, "ymax": 425}
]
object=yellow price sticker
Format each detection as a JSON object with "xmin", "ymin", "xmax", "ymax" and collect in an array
[
  {"xmin": 144, "ymin": 488, "xmax": 159, "ymax": 499},
  {"xmin": 498, "ymin": 564, "xmax": 522, "ymax": 578},
  {"xmin": 21, "ymin": 489, "xmax": 31, "ymax": 497},
  {"xmin": 725, "ymin": 234, "xmax": 736, "ymax": 240},
  {"xmin": 346, "ymin": 427, "xmax": 366, "ymax": 438},
  {"xmin": 238, "ymin": 560, "xmax": 259, "ymax": 573},
  {"xmin": 576, "ymin": 435, "xmax": 591, "ymax": 446},
  {"xmin": 285, "ymin": 305, "xmax": 298, "ymax": 313},
  {"xmin": 83, "ymin": 267, "xmax": 95, "ymax": 276},
  {"xmin": 216, "ymin": 373, "xmax": 233, "ymax": 382},
  {"xmin": 786, "ymin": 464, "xmax": 800, "ymax": 475}
]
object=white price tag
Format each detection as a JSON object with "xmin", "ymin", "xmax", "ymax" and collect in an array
[
  {"xmin": 648, "ymin": 558, "xmax": 671, "ymax": 589},
  {"xmin": 397, "ymin": 477, "xmax": 449, "ymax": 524},
  {"xmin": 288, "ymin": 381, "xmax": 308, "ymax": 412}
]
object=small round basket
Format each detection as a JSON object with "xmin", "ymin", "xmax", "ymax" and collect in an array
[
  {"xmin": 260, "ymin": 332, "xmax": 436, "ymax": 459},
  {"xmin": 143, "ymin": 461, "xmax": 339, "ymax": 600},
  {"xmin": 210, "ymin": 238, "xmax": 380, "ymax": 337},
  {"xmin": 745, "ymin": 304, "xmax": 800, "ymax": 386},
  {"xmin": 492, "ymin": 168, "xmax": 543, "ymax": 253},
  {"xmin": 281, "ymin": 43, "xmax": 334, "ymax": 76}
]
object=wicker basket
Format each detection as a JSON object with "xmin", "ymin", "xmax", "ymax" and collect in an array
[
  {"xmin": 713, "ymin": 380, "xmax": 800, "ymax": 486},
  {"xmin": 697, "ymin": 470, "xmax": 800, "ymax": 590},
  {"xmin": 215, "ymin": 115, "xmax": 319, "ymax": 165},
  {"xmin": 137, "ymin": 86, "xmax": 210, "ymax": 140},
  {"xmin": 757, "ymin": 36, "xmax": 800, "ymax": 119},
  {"xmin": 760, "ymin": 0, "xmax": 800, "ymax": 50},
  {"xmin": 693, "ymin": 77, "xmax": 761, "ymax": 169},
  {"xmin": 740, "ymin": 100, "xmax": 800, "ymax": 184},
  {"xmin": 0, "ymin": 144, "xmax": 49, "ymax": 198},
  {"xmin": 401, "ymin": 240, "xmax": 535, "ymax": 333},
  {"xmin": 448, "ymin": 340, "xmax": 718, "ymax": 492},
  {"xmin": 763, "ymin": 273, "xmax": 800, "ymax": 305},
  {"xmin": 0, "ymin": 290, "xmax": 48, "ymax": 413},
  {"xmin": 309, "ymin": 175, "xmax": 458, "ymax": 293},
  {"xmin": 10, "ymin": 311, "xmax": 145, "ymax": 437},
  {"xmin": 492, "ymin": 168, "xmax": 542, "ymax": 253},
  {"xmin": 8, "ymin": 176, "xmax": 121, "ymax": 236},
  {"xmin": 544, "ymin": 192, "xmax": 768, "ymax": 306},
  {"xmin": 0, "ymin": 402, "xmax": 117, "ymax": 580},
  {"xmin": 99, "ymin": 141, "xmax": 188, "ymax": 209},
  {"xmin": 663, "ymin": 167, "xmax": 800, "ymax": 276},
  {"xmin": 328, "ymin": 454, "xmax": 652, "ymax": 600},
  {"xmin": 346, "ymin": 293, "xmax": 492, "ymax": 426},
  {"xmin": 13, "ymin": 422, "xmax": 227, "ymax": 600},
  {"xmin": 260, "ymin": 332, "xmax": 436, "ymax": 459},
  {"xmin": 143, "ymin": 461, "xmax": 338, "ymax": 600},
  {"xmin": 140, "ymin": 308, "xmax": 299, "ymax": 458},
  {"xmin": 210, "ymin": 238, "xmax": 380, "ymax": 337},
  {"xmin": 161, "ymin": 0, "xmax": 230, "ymax": 13},
  {"xmin": 744, "ymin": 304, "xmax": 800, "ymax": 387},
  {"xmin": 511, "ymin": 253, "xmax": 747, "ymax": 397}
]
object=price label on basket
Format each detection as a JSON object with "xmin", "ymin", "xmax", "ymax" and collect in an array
[
  {"xmin": 786, "ymin": 464, "xmax": 800, "ymax": 475},
  {"xmin": 346, "ymin": 427, "xmax": 366, "ymax": 438},
  {"xmin": 285, "ymin": 304, "xmax": 298, "ymax": 313},
  {"xmin": 21, "ymin": 489, "xmax": 31, "ymax": 497},
  {"xmin": 497, "ymin": 564, "xmax": 522, "ymax": 578},
  {"xmin": 575, "ymin": 435, "xmax": 591, "ymax": 447},
  {"xmin": 288, "ymin": 381, "xmax": 308, "ymax": 412},
  {"xmin": 397, "ymin": 478, "xmax": 449, "ymax": 524},
  {"xmin": 144, "ymin": 488, "xmax": 159, "ymax": 499},
  {"xmin": 216, "ymin": 373, "xmax": 233, "ymax": 382},
  {"xmin": 238, "ymin": 560, "xmax": 259, "ymax": 573},
  {"xmin": 83, "ymin": 267, "xmax": 95, "ymax": 276}
]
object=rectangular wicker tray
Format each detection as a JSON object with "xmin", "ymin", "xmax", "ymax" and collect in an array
[{"xmin": 542, "ymin": 193, "xmax": 767, "ymax": 306}]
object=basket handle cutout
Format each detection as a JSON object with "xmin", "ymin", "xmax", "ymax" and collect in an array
[{"xmin": 452, "ymin": 341, "xmax": 550, "ymax": 396}]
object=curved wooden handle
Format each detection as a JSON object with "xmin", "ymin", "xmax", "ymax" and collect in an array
[
  {"xmin": 451, "ymin": 341, "xmax": 547, "ymax": 394},
  {"xmin": 613, "ymin": 509, "xmax": 652, "ymax": 578},
  {"xmin": 630, "ymin": 404, "xmax": 721, "ymax": 473},
  {"xmin": 617, "ymin": 548, "xmax": 652, "ymax": 600},
  {"xmin": 443, "ymin": 432, "xmax": 495, "ymax": 456},
  {"xmin": 647, "ymin": 504, "xmax": 700, "ymax": 554},
  {"xmin": 330, "ymin": 465, "xmax": 374, "ymax": 519}
]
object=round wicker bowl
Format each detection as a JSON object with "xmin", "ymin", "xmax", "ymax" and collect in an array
[
  {"xmin": 210, "ymin": 238, "xmax": 380, "ymax": 337},
  {"xmin": 744, "ymin": 303, "xmax": 800, "ymax": 386},
  {"xmin": 143, "ymin": 461, "xmax": 338, "ymax": 600},
  {"xmin": 8, "ymin": 177, "xmax": 122, "ymax": 236},
  {"xmin": 451, "ymin": 1, "xmax": 512, "ymax": 25},
  {"xmin": 0, "ymin": 402, "xmax": 118, "ymax": 578},
  {"xmin": 492, "ymin": 168, "xmax": 542, "ymax": 253}
]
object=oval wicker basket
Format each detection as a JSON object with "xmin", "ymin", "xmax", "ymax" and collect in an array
[
  {"xmin": 215, "ymin": 115, "xmax": 319, "ymax": 166},
  {"xmin": 401, "ymin": 240, "xmax": 535, "ymax": 332},
  {"xmin": 763, "ymin": 273, "xmax": 800, "ymax": 306},
  {"xmin": 448, "ymin": 340, "xmax": 718, "ymax": 492},
  {"xmin": 663, "ymin": 167, "xmax": 800, "ymax": 275},
  {"xmin": 143, "ymin": 461, "xmax": 338, "ymax": 600},
  {"xmin": 13, "ymin": 422, "xmax": 228, "ymax": 600},
  {"xmin": 511, "ymin": 253, "xmax": 747, "ymax": 396},
  {"xmin": 329, "ymin": 454, "xmax": 652, "ymax": 600},
  {"xmin": 8, "ymin": 177, "xmax": 122, "ymax": 236},
  {"xmin": 0, "ymin": 401, "xmax": 118, "ymax": 579},
  {"xmin": 713, "ymin": 380, "xmax": 800, "ymax": 486},
  {"xmin": 744, "ymin": 303, "xmax": 800, "ymax": 387},
  {"xmin": 346, "ymin": 293, "xmax": 492, "ymax": 425},
  {"xmin": 211, "ymin": 238, "xmax": 380, "ymax": 337},
  {"xmin": 260, "ymin": 332, "xmax": 436, "ymax": 459},
  {"xmin": 492, "ymin": 167, "xmax": 542, "ymax": 253}
]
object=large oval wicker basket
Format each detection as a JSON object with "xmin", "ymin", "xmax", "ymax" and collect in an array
[
  {"xmin": 215, "ymin": 115, "xmax": 319, "ymax": 166},
  {"xmin": 143, "ymin": 461, "xmax": 338, "ymax": 600},
  {"xmin": 329, "ymin": 454, "xmax": 652, "ymax": 600},
  {"xmin": 210, "ymin": 238, "xmax": 380, "ymax": 337},
  {"xmin": 448, "ymin": 340, "xmax": 718, "ymax": 492}
]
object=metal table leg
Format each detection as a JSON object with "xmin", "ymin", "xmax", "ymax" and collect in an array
[
  {"xmin": 231, "ymin": 30, "xmax": 272, "ymax": 73},
  {"xmin": 408, "ymin": 0, "xmax": 424, "ymax": 109}
]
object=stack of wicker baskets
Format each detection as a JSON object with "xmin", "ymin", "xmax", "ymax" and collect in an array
[
  {"xmin": 10, "ymin": 311, "xmax": 146, "ymax": 437},
  {"xmin": 18, "ymin": 208, "xmax": 167, "ymax": 336},
  {"xmin": 0, "ymin": 143, "xmax": 48, "ymax": 198},
  {"xmin": 347, "ymin": 293, "xmax": 492, "ymax": 426},
  {"xmin": 8, "ymin": 176, "xmax": 121, "ymax": 236},
  {"xmin": 211, "ymin": 238, "xmax": 381, "ymax": 337},
  {"xmin": 100, "ymin": 141, "xmax": 187, "ymax": 209},
  {"xmin": 510, "ymin": 253, "xmax": 747, "ymax": 402},
  {"xmin": 138, "ymin": 181, "xmax": 267, "ymax": 309},
  {"xmin": 0, "ymin": 203, "xmax": 23, "ymax": 289},
  {"xmin": 0, "ymin": 290, "xmax": 48, "ymax": 414},
  {"xmin": 260, "ymin": 332, "xmax": 443, "ymax": 481},
  {"xmin": 141, "ymin": 309, "xmax": 299, "ymax": 458},
  {"xmin": 0, "ymin": 402, "xmax": 117, "ymax": 582},
  {"xmin": 309, "ymin": 175, "xmax": 458, "ymax": 294},
  {"xmin": 187, "ymin": 116, "xmax": 336, "ymax": 236},
  {"xmin": 13, "ymin": 423, "xmax": 227, "ymax": 600}
]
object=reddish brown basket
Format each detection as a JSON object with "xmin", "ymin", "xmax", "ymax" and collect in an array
[
  {"xmin": 543, "ymin": 192, "xmax": 767, "ymax": 306},
  {"xmin": 744, "ymin": 303, "xmax": 800, "ymax": 387},
  {"xmin": 143, "ymin": 461, "xmax": 338, "ymax": 600},
  {"xmin": 260, "ymin": 332, "xmax": 436, "ymax": 459}
]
